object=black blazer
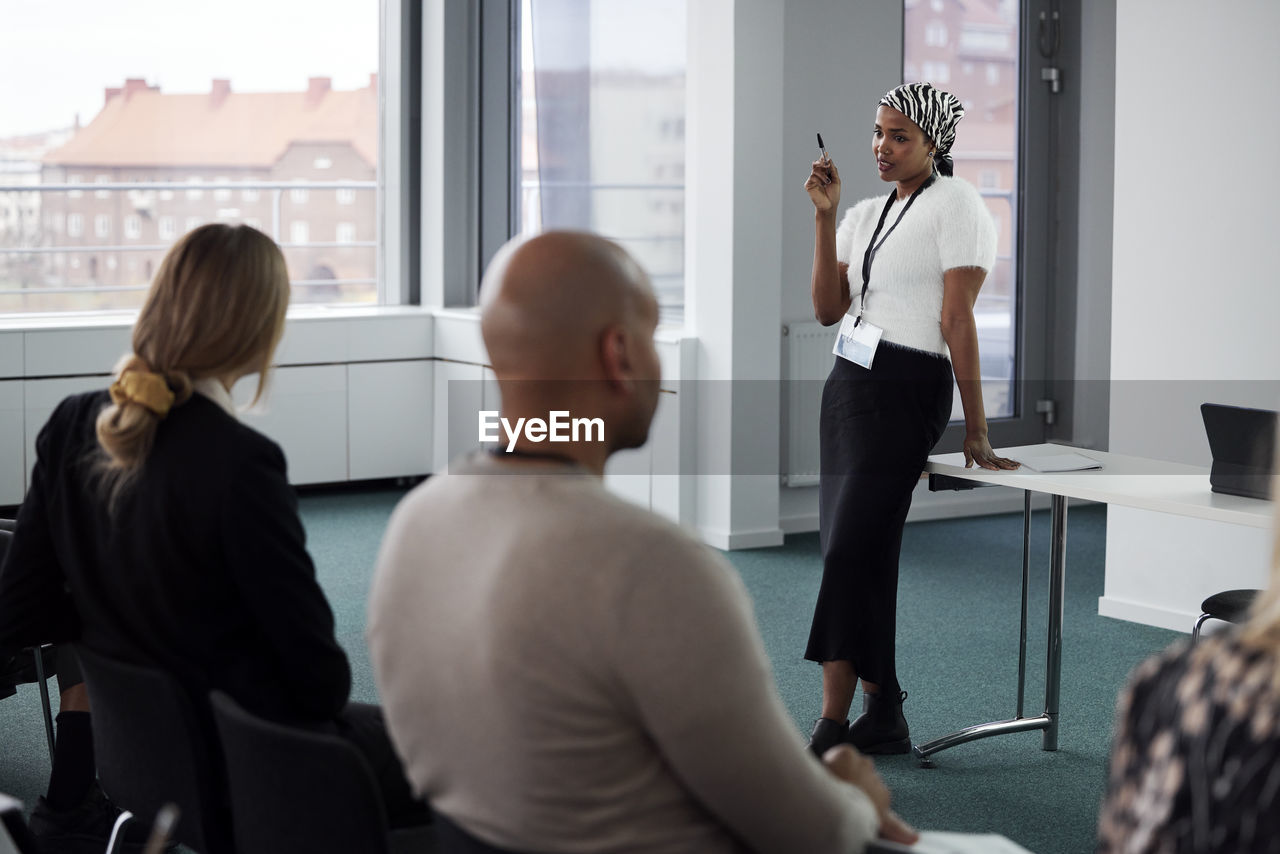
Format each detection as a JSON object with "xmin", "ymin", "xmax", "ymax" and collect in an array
[{"xmin": 0, "ymin": 390, "xmax": 350, "ymax": 724}]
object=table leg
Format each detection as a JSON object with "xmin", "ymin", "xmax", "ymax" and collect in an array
[
  {"xmin": 1042, "ymin": 493, "xmax": 1068, "ymax": 751},
  {"xmin": 1016, "ymin": 490, "xmax": 1031, "ymax": 719},
  {"xmin": 913, "ymin": 489, "xmax": 1064, "ymax": 767}
]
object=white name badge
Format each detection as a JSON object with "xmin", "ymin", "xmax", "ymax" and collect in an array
[{"xmin": 832, "ymin": 314, "xmax": 883, "ymax": 369}]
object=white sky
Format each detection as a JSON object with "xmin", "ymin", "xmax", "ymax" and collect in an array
[
  {"xmin": 587, "ymin": 0, "xmax": 685, "ymax": 72},
  {"xmin": 0, "ymin": 0, "xmax": 379, "ymax": 137},
  {"xmin": 0, "ymin": 0, "xmax": 686, "ymax": 139}
]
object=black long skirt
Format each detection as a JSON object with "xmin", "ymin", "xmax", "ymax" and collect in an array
[{"xmin": 804, "ymin": 342, "xmax": 953, "ymax": 693}]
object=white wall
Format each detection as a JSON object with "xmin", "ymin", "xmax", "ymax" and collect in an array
[
  {"xmin": 685, "ymin": 0, "xmax": 787, "ymax": 549},
  {"xmin": 1102, "ymin": 0, "xmax": 1279, "ymax": 630},
  {"xmin": 1060, "ymin": 0, "xmax": 1115, "ymax": 451},
  {"xmin": 779, "ymin": 1, "xmax": 903, "ymax": 326},
  {"xmin": 773, "ymin": 2, "xmax": 907, "ymax": 532}
]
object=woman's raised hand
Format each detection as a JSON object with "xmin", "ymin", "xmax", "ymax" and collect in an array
[{"xmin": 805, "ymin": 157, "xmax": 841, "ymax": 213}]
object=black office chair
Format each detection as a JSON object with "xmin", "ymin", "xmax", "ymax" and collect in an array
[
  {"xmin": 1192, "ymin": 588, "xmax": 1262, "ymax": 642},
  {"xmin": 0, "ymin": 792, "xmax": 41, "ymax": 853},
  {"xmin": 75, "ymin": 645, "xmax": 234, "ymax": 854},
  {"xmin": 0, "ymin": 521, "xmax": 57, "ymax": 764},
  {"xmin": 210, "ymin": 690, "xmax": 434, "ymax": 854}
]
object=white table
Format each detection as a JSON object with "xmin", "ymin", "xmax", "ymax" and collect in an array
[{"xmin": 914, "ymin": 442, "xmax": 1271, "ymax": 767}]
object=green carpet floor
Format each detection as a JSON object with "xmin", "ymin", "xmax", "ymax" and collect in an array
[{"xmin": 0, "ymin": 489, "xmax": 1180, "ymax": 853}]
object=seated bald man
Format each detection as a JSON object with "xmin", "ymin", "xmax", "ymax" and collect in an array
[{"xmin": 367, "ymin": 231, "xmax": 916, "ymax": 853}]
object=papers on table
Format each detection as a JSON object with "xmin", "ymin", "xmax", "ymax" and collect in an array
[
  {"xmin": 1007, "ymin": 452, "xmax": 1101, "ymax": 473},
  {"xmin": 870, "ymin": 830, "xmax": 1036, "ymax": 854}
]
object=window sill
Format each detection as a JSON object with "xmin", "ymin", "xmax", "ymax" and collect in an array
[{"xmin": 0, "ymin": 304, "xmax": 435, "ymax": 334}]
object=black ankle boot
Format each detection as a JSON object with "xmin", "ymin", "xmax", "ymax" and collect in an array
[
  {"xmin": 847, "ymin": 690, "xmax": 910, "ymax": 755},
  {"xmin": 807, "ymin": 717, "xmax": 850, "ymax": 757}
]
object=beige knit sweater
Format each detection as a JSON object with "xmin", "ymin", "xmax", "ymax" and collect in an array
[{"xmin": 367, "ymin": 453, "xmax": 879, "ymax": 853}]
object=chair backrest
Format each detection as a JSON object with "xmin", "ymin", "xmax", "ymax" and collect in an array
[
  {"xmin": 209, "ymin": 690, "xmax": 391, "ymax": 854},
  {"xmin": 74, "ymin": 644, "xmax": 233, "ymax": 854}
]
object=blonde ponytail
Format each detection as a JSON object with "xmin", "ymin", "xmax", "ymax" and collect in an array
[
  {"xmin": 93, "ymin": 223, "xmax": 290, "ymax": 504},
  {"xmin": 96, "ymin": 355, "xmax": 194, "ymax": 470}
]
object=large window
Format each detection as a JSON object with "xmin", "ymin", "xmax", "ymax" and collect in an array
[
  {"xmin": 516, "ymin": 0, "xmax": 687, "ymax": 321},
  {"xmin": 0, "ymin": 0, "xmax": 381, "ymax": 315},
  {"xmin": 905, "ymin": 0, "xmax": 1018, "ymax": 421}
]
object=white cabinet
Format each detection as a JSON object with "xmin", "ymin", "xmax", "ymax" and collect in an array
[
  {"xmin": 273, "ymin": 320, "xmax": 348, "ymax": 366},
  {"xmin": 0, "ymin": 381, "xmax": 24, "ymax": 505},
  {"xmin": 348, "ymin": 361, "xmax": 433, "ymax": 480},
  {"xmin": 25, "ymin": 328, "xmax": 130, "ymax": 376},
  {"xmin": 604, "ymin": 444, "xmax": 651, "ymax": 510},
  {"xmin": 23, "ymin": 376, "xmax": 111, "ymax": 490},
  {"xmin": 0, "ymin": 333, "xmax": 21, "ymax": 378},
  {"xmin": 348, "ymin": 314, "xmax": 433, "ymax": 362},
  {"xmin": 236, "ymin": 366, "xmax": 348, "ymax": 485},
  {"xmin": 433, "ymin": 361, "xmax": 486, "ymax": 472},
  {"xmin": 3, "ymin": 311, "xmax": 697, "ymax": 529},
  {"xmin": 649, "ymin": 390, "xmax": 691, "ymax": 526},
  {"xmin": 274, "ymin": 311, "xmax": 432, "ymax": 365}
]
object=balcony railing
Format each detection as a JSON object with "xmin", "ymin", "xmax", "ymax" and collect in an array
[{"xmin": 0, "ymin": 179, "xmax": 378, "ymax": 299}]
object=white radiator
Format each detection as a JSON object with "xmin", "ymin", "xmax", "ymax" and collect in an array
[{"xmin": 782, "ymin": 321, "xmax": 833, "ymax": 487}]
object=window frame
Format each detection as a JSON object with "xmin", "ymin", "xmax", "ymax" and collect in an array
[
  {"xmin": 418, "ymin": 0, "xmax": 486, "ymax": 307},
  {"xmin": 379, "ymin": 0, "xmax": 422, "ymax": 305},
  {"xmin": 476, "ymin": 1, "xmax": 689, "ymax": 318},
  {"xmin": 477, "ymin": 0, "xmax": 518, "ymax": 292},
  {"xmin": 903, "ymin": 0, "xmax": 1055, "ymax": 450}
]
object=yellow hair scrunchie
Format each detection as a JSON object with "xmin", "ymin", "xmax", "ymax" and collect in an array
[{"xmin": 109, "ymin": 370, "xmax": 176, "ymax": 418}]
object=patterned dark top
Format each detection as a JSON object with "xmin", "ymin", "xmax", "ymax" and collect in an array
[{"xmin": 1097, "ymin": 631, "xmax": 1280, "ymax": 853}]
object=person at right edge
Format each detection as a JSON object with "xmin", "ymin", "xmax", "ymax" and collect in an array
[{"xmin": 803, "ymin": 81, "xmax": 1020, "ymax": 758}]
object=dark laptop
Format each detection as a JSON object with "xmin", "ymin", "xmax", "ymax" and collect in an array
[{"xmin": 1201, "ymin": 403, "xmax": 1277, "ymax": 500}]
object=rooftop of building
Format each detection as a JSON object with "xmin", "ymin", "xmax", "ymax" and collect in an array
[{"xmin": 44, "ymin": 76, "xmax": 377, "ymax": 169}]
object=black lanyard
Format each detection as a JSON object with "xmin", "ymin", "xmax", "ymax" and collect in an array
[{"xmin": 855, "ymin": 174, "xmax": 936, "ymax": 326}]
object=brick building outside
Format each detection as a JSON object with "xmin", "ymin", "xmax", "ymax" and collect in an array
[{"xmin": 30, "ymin": 75, "xmax": 377, "ymax": 313}]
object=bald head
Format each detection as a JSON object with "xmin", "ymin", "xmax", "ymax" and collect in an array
[{"xmin": 481, "ymin": 231, "xmax": 657, "ymax": 380}]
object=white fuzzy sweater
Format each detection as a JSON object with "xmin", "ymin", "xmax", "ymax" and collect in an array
[{"xmin": 835, "ymin": 175, "xmax": 997, "ymax": 357}]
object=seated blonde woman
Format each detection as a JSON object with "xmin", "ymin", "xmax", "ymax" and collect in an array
[
  {"xmin": 0, "ymin": 224, "xmax": 427, "ymax": 836},
  {"xmin": 1097, "ymin": 467, "xmax": 1280, "ymax": 852}
]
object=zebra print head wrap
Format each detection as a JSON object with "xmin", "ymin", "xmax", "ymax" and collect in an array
[{"xmin": 879, "ymin": 82, "xmax": 964, "ymax": 177}]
